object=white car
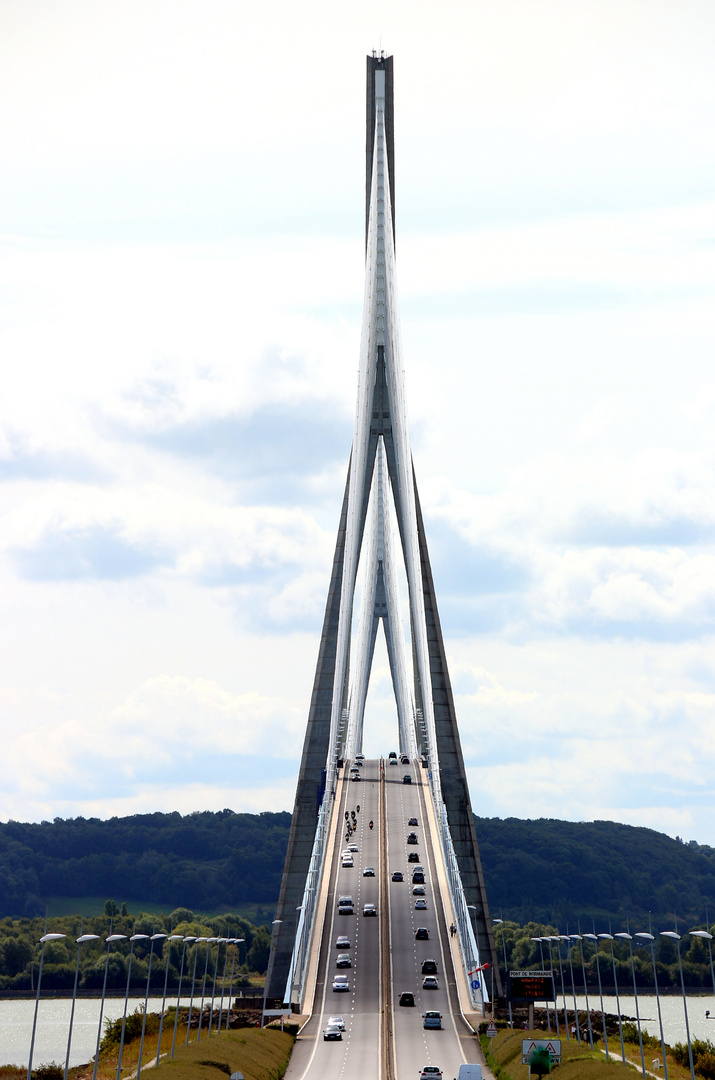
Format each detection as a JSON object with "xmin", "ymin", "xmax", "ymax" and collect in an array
[
  {"xmin": 348, "ymin": 844, "xmax": 358, "ymax": 852},
  {"xmin": 341, "ymin": 857, "xmax": 354, "ymax": 868},
  {"xmin": 422, "ymin": 975, "xmax": 439, "ymax": 990},
  {"xmin": 415, "ymin": 899, "xmax": 428, "ymax": 910},
  {"xmin": 332, "ymin": 975, "xmax": 349, "ymax": 992},
  {"xmin": 420, "ymin": 1069, "xmax": 442, "ymax": 1080},
  {"xmin": 363, "ymin": 866, "xmax": 375, "ymax": 877},
  {"xmin": 328, "ymin": 1015, "xmax": 346, "ymax": 1030},
  {"xmin": 363, "ymin": 903, "xmax": 377, "ymax": 917}
]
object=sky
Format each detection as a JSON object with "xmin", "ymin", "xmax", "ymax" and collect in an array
[{"xmin": 1, "ymin": 0, "xmax": 715, "ymax": 842}]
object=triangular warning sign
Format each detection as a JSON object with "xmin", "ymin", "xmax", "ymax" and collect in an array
[
  {"xmin": 525, "ymin": 1042, "xmax": 537, "ymax": 1053},
  {"xmin": 545, "ymin": 1043, "xmax": 556, "ymax": 1054}
]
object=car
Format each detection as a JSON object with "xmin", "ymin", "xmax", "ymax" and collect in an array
[
  {"xmin": 351, "ymin": 773, "xmax": 361, "ymax": 781},
  {"xmin": 415, "ymin": 899, "xmax": 428, "ymax": 910},
  {"xmin": 412, "ymin": 884, "xmax": 426, "ymax": 895},
  {"xmin": 332, "ymin": 975, "xmax": 349, "ymax": 992},
  {"xmin": 389, "ymin": 758, "xmax": 398, "ymax": 765},
  {"xmin": 336, "ymin": 953, "xmax": 352, "ymax": 968},
  {"xmin": 422, "ymin": 975, "xmax": 439, "ymax": 990},
  {"xmin": 398, "ymin": 991, "xmax": 415, "ymax": 1006},
  {"xmin": 355, "ymin": 754, "xmax": 365, "ymax": 763},
  {"xmin": 388, "ymin": 751, "xmax": 397, "ymax": 760},
  {"xmin": 415, "ymin": 927, "xmax": 429, "ymax": 940},
  {"xmin": 338, "ymin": 895, "xmax": 354, "ymax": 914},
  {"xmin": 363, "ymin": 865, "xmax": 375, "ymax": 876},
  {"xmin": 407, "ymin": 832, "xmax": 418, "ymax": 844},
  {"xmin": 335, "ymin": 936, "xmax": 350, "ymax": 949},
  {"xmin": 408, "ymin": 852, "xmax": 420, "ymax": 863},
  {"xmin": 348, "ymin": 844, "xmax": 358, "ymax": 852},
  {"xmin": 323, "ymin": 1023, "xmax": 343, "ymax": 1040},
  {"xmin": 403, "ymin": 774, "xmax": 412, "ymax": 784},
  {"xmin": 421, "ymin": 959, "xmax": 438, "ymax": 974},
  {"xmin": 341, "ymin": 857, "xmax": 354, "ymax": 868},
  {"xmin": 391, "ymin": 871, "xmax": 404, "ymax": 882},
  {"xmin": 341, "ymin": 850, "xmax": 353, "ymax": 858},
  {"xmin": 423, "ymin": 1011, "xmax": 442, "ymax": 1029},
  {"xmin": 412, "ymin": 871, "xmax": 425, "ymax": 884},
  {"xmin": 401, "ymin": 754, "xmax": 410, "ymax": 764},
  {"xmin": 327, "ymin": 1015, "xmax": 346, "ymax": 1030},
  {"xmin": 419, "ymin": 1069, "xmax": 442, "ymax": 1080},
  {"xmin": 408, "ymin": 817, "xmax": 419, "ymax": 826},
  {"xmin": 363, "ymin": 903, "xmax": 377, "ymax": 916}
]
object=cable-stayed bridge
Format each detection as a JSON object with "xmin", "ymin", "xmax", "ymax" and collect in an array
[{"xmin": 265, "ymin": 54, "xmax": 499, "ymax": 1079}]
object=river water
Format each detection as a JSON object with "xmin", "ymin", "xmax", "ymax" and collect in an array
[
  {"xmin": 0, "ymin": 995, "xmax": 221, "ymax": 1070},
  {"xmin": 2, "ymin": 992, "xmax": 715, "ymax": 1068}
]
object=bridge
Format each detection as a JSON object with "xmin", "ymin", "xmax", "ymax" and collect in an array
[{"xmin": 264, "ymin": 54, "xmax": 501, "ymax": 1079}]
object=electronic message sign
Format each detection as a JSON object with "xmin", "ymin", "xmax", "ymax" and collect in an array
[{"xmin": 508, "ymin": 970, "xmax": 556, "ymax": 1002}]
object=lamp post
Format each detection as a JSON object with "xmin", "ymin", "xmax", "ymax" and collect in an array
[
  {"xmin": 582, "ymin": 933, "xmax": 608, "ymax": 1057},
  {"xmin": 543, "ymin": 937, "xmax": 559, "ymax": 1036},
  {"xmin": 493, "ymin": 920, "xmax": 512, "ymax": 1027},
  {"xmin": 548, "ymin": 936, "xmax": 569, "ymax": 1039},
  {"xmin": 197, "ymin": 937, "xmax": 216, "ymax": 1041},
  {"xmin": 186, "ymin": 937, "xmax": 206, "ymax": 1046},
  {"xmin": 662, "ymin": 931, "xmax": 695, "ymax": 1080},
  {"xmin": 599, "ymin": 933, "xmax": 625, "ymax": 1064},
  {"xmin": 226, "ymin": 939, "xmax": 245, "ymax": 1031},
  {"xmin": 116, "ymin": 933, "xmax": 149, "ymax": 1080},
  {"xmin": 92, "ymin": 933, "xmax": 126, "ymax": 1080},
  {"xmin": 172, "ymin": 935, "xmax": 195, "ymax": 1057},
  {"xmin": 27, "ymin": 933, "xmax": 66, "ymax": 1080},
  {"xmin": 262, "ymin": 921, "xmax": 282, "ymax": 1026},
  {"xmin": 634, "ymin": 933, "xmax": 668, "ymax": 1080},
  {"xmin": 570, "ymin": 934, "xmax": 593, "ymax": 1048},
  {"xmin": 560, "ymin": 935, "xmax": 580, "ymax": 1043},
  {"xmin": 217, "ymin": 939, "xmax": 230, "ymax": 1032},
  {"xmin": 531, "ymin": 937, "xmax": 551, "ymax": 1033},
  {"xmin": 137, "ymin": 932, "xmax": 166, "ymax": 1080},
  {"xmin": 690, "ymin": 930, "xmax": 715, "ymax": 999},
  {"xmin": 616, "ymin": 932, "xmax": 646, "ymax": 1080},
  {"xmin": 156, "ymin": 934, "xmax": 183, "ymax": 1065},
  {"xmin": 209, "ymin": 938, "xmax": 225, "ymax": 1034},
  {"xmin": 64, "ymin": 933, "xmax": 100, "ymax": 1080}
]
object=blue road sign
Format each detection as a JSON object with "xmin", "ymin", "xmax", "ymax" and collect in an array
[{"xmin": 471, "ymin": 978, "xmax": 480, "ymax": 990}]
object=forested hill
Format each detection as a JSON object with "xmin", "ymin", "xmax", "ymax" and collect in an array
[
  {"xmin": 0, "ymin": 810, "xmax": 291, "ymax": 918},
  {"xmin": 476, "ymin": 816, "xmax": 715, "ymax": 926},
  {"xmin": 2, "ymin": 809, "xmax": 714, "ymax": 926}
]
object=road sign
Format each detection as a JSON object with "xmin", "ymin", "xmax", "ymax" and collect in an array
[
  {"xmin": 486, "ymin": 1022, "xmax": 498, "ymax": 1038},
  {"xmin": 508, "ymin": 970, "xmax": 556, "ymax": 1002},
  {"xmin": 521, "ymin": 1039, "xmax": 562, "ymax": 1065},
  {"xmin": 471, "ymin": 978, "xmax": 480, "ymax": 990}
]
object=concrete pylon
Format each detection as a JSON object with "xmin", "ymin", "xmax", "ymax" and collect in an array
[{"xmin": 266, "ymin": 53, "xmax": 500, "ymax": 1002}]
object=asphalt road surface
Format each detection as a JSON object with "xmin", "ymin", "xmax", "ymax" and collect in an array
[{"xmin": 285, "ymin": 758, "xmax": 482, "ymax": 1080}]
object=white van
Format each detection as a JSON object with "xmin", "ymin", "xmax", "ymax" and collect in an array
[{"xmin": 456, "ymin": 1066, "xmax": 483, "ymax": 1080}]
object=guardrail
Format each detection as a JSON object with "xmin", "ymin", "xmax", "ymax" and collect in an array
[
  {"xmin": 283, "ymin": 790, "xmax": 333, "ymax": 1008},
  {"xmin": 435, "ymin": 799, "xmax": 487, "ymax": 1012}
]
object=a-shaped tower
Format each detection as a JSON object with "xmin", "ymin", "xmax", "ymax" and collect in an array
[{"xmin": 266, "ymin": 53, "xmax": 498, "ymax": 1001}]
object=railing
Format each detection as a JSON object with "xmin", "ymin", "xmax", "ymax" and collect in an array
[
  {"xmin": 283, "ymin": 789, "xmax": 333, "ymax": 1008},
  {"xmin": 435, "ymin": 799, "xmax": 487, "ymax": 1012}
]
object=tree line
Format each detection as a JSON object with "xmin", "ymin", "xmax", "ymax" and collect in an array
[{"xmin": 0, "ymin": 907, "xmax": 271, "ymax": 993}]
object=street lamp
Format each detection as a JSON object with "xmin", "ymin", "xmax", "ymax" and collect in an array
[
  {"xmin": 690, "ymin": 930, "xmax": 715, "ymax": 999},
  {"xmin": 198, "ymin": 937, "xmax": 217, "ymax": 1041},
  {"xmin": 156, "ymin": 934, "xmax": 183, "ymax": 1064},
  {"xmin": 599, "ymin": 933, "xmax": 625, "ymax": 1065},
  {"xmin": 633, "ymin": 933, "xmax": 668, "ymax": 1080},
  {"xmin": 560, "ymin": 935, "xmax": 580, "ymax": 1043},
  {"xmin": 615, "ymin": 932, "xmax": 646, "ymax": 1080},
  {"xmin": 570, "ymin": 934, "xmax": 593, "ymax": 1049},
  {"xmin": 116, "ymin": 933, "xmax": 149, "ymax": 1080},
  {"xmin": 548, "ymin": 936, "xmax": 568, "ymax": 1039},
  {"xmin": 171, "ymin": 936, "xmax": 195, "ymax": 1059},
  {"xmin": 662, "ymin": 931, "xmax": 695, "ymax": 1080},
  {"xmin": 530, "ymin": 937, "xmax": 551, "ymax": 1033},
  {"xmin": 493, "ymin": 920, "xmax": 512, "ymax": 1027},
  {"xmin": 64, "ymin": 933, "xmax": 100, "ymax": 1080},
  {"xmin": 93, "ymin": 934, "xmax": 126, "ymax": 1080},
  {"xmin": 186, "ymin": 937, "xmax": 207, "ymax": 1046},
  {"xmin": 217, "ymin": 939, "xmax": 230, "ymax": 1032},
  {"xmin": 582, "ymin": 933, "xmax": 608, "ymax": 1056},
  {"xmin": 27, "ymin": 933, "xmax": 66, "ymax": 1080},
  {"xmin": 137, "ymin": 933, "xmax": 167, "ymax": 1080},
  {"xmin": 262, "ymin": 921, "xmax": 283, "ymax": 1026},
  {"xmin": 209, "ymin": 939, "xmax": 227, "ymax": 1034},
  {"xmin": 225, "ymin": 939, "xmax": 245, "ymax": 1032}
]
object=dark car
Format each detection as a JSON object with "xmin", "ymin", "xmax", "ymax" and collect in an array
[
  {"xmin": 415, "ymin": 927, "xmax": 429, "ymax": 940},
  {"xmin": 391, "ymin": 871, "xmax": 404, "ymax": 882},
  {"xmin": 412, "ymin": 871, "xmax": 425, "ymax": 884},
  {"xmin": 402, "ymin": 774, "xmax": 412, "ymax": 784},
  {"xmin": 421, "ymin": 959, "xmax": 438, "ymax": 974},
  {"xmin": 399, "ymin": 991, "xmax": 415, "ymax": 1007},
  {"xmin": 400, "ymin": 754, "xmax": 409, "ymax": 764},
  {"xmin": 408, "ymin": 817, "xmax": 419, "ymax": 826},
  {"xmin": 407, "ymin": 832, "xmax": 418, "ymax": 844},
  {"xmin": 336, "ymin": 953, "xmax": 352, "ymax": 968},
  {"xmin": 408, "ymin": 852, "xmax": 420, "ymax": 863}
]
